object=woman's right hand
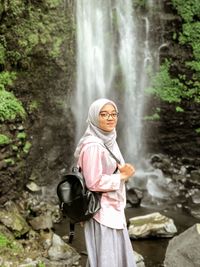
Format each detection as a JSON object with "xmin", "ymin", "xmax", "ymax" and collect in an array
[{"xmin": 118, "ymin": 163, "xmax": 135, "ymax": 182}]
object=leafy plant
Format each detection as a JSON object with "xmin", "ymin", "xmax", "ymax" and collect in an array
[
  {"xmin": 148, "ymin": 1, "xmax": 200, "ymax": 105},
  {"xmin": 17, "ymin": 132, "xmax": 26, "ymax": 140},
  {"xmin": 0, "ymin": 71, "xmax": 16, "ymax": 91},
  {"xmin": 0, "ymin": 89, "xmax": 26, "ymax": 122},
  {"xmin": 0, "ymin": 232, "xmax": 22, "ymax": 253},
  {"xmin": 146, "ymin": 60, "xmax": 186, "ymax": 103},
  {"xmin": 195, "ymin": 128, "xmax": 200, "ymax": 134},
  {"xmin": 4, "ymin": 158, "xmax": 15, "ymax": 165},
  {"xmin": 0, "ymin": 134, "xmax": 11, "ymax": 145},
  {"xmin": 144, "ymin": 108, "xmax": 160, "ymax": 121},
  {"xmin": 23, "ymin": 141, "xmax": 32, "ymax": 154},
  {"xmin": 176, "ymin": 106, "xmax": 184, "ymax": 112},
  {"xmin": 170, "ymin": 0, "xmax": 200, "ymax": 103},
  {"xmin": 0, "ymin": 233, "xmax": 10, "ymax": 247},
  {"xmin": 1, "ymin": 0, "xmax": 70, "ymax": 68},
  {"xmin": 38, "ymin": 261, "xmax": 46, "ymax": 267}
]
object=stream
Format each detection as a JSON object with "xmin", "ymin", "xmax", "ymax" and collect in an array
[{"xmin": 54, "ymin": 204, "xmax": 200, "ymax": 267}]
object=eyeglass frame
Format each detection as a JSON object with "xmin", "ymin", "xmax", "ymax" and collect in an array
[{"xmin": 99, "ymin": 111, "xmax": 119, "ymax": 119}]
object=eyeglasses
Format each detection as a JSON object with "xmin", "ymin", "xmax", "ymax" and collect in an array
[{"xmin": 99, "ymin": 112, "xmax": 119, "ymax": 119}]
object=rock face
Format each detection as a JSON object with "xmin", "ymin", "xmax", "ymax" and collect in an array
[
  {"xmin": 164, "ymin": 224, "xmax": 200, "ymax": 267},
  {"xmin": 0, "ymin": 1, "xmax": 76, "ymax": 204},
  {"xmin": 146, "ymin": 101, "xmax": 200, "ymax": 157}
]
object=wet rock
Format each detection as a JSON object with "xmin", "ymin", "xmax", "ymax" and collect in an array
[
  {"xmin": 191, "ymin": 190, "xmax": 200, "ymax": 204},
  {"xmin": 29, "ymin": 213, "xmax": 53, "ymax": 230},
  {"xmin": 126, "ymin": 188, "xmax": 143, "ymax": 207},
  {"xmin": 128, "ymin": 212, "xmax": 177, "ymax": 239},
  {"xmin": 150, "ymin": 154, "xmax": 171, "ymax": 174},
  {"xmin": 134, "ymin": 250, "xmax": 145, "ymax": 267},
  {"xmin": 0, "ymin": 201, "xmax": 30, "ymax": 237},
  {"xmin": 48, "ymin": 233, "xmax": 80, "ymax": 263},
  {"xmin": 26, "ymin": 181, "xmax": 41, "ymax": 192},
  {"xmin": 183, "ymin": 203, "xmax": 200, "ymax": 220},
  {"xmin": 164, "ymin": 224, "xmax": 200, "ymax": 267},
  {"xmin": 189, "ymin": 170, "xmax": 200, "ymax": 186}
]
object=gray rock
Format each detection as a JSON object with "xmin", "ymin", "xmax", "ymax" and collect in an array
[
  {"xmin": 48, "ymin": 233, "xmax": 80, "ymax": 264},
  {"xmin": 0, "ymin": 201, "xmax": 30, "ymax": 237},
  {"xmin": 128, "ymin": 212, "xmax": 177, "ymax": 239},
  {"xmin": 29, "ymin": 213, "xmax": 53, "ymax": 230},
  {"xmin": 164, "ymin": 223, "xmax": 200, "ymax": 267}
]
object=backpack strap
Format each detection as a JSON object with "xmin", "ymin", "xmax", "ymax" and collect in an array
[{"xmin": 104, "ymin": 144, "xmax": 121, "ymax": 164}]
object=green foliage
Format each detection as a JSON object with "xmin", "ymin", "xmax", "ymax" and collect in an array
[
  {"xmin": 0, "ymin": 233, "xmax": 10, "ymax": 247},
  {"xmin": 146, "ymin": 60, "xmax": 186, "ymax": 103},
  {"xmin": 46, "ymin": 0, "xmax": 62, "ymax": 8},
  {"xmin": 0, "ymin": 89, "xmax": 26, "ymax": 122},
  {"xmin": 38, "ymin": 261, "xmax": 46, "ymax": 267},
  {"xmin": 23, "ymin": 141, "xmax": 32, "ymax": 154},
  {"xmin": 144, "ymin": 113, "xmax": 160, "ymax": 121},
  {"xmin": 171, "ymin": 0, "xmax": 200, "ymax": 22},
  {"xmin": 17, "ymin": 132, "xmax": 26, "ymax": 140},
  {"xmin": 175, "ymin": 106, "xmax": 184, "ymax": 112},
  {"xmin": 1, "ymin": 0, "xmax": 70, "ymax": 67},
  {"xmin": 0, "ymin": 72, "xmax": 25, "ymax": 121},
  {"xmin": 0, "ymin": 232, "xmax": 22, "ymax": 253},
  {"xmin": 144, "ymin": 108, "xmax": 160, "ymax": 121},
  {"xmin": 0, "ymin": 134, "xmax": 10, "ymax": 145},
  {"xmin": 0, "ymin": 44, "xmax": 6, "ymax": 64},
  {"xmin": 195, "ymin": 128, "xmax": 200, "ymax": 134},
  {"xmin": 4, "ymin": 158, "xmax": 15, "ymax": 165},
  {"xmin": 0, "ymin": 71, "xmax": 16, "ymax": 91},
  {"xmin": 169, "ymin": 0, "xmax": 200, "ymax": 103},
  {"xmin": 29, "ymin": 100, "xmax": 40, "ymax": 113}
]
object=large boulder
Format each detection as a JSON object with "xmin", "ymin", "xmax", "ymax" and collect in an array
[
  {"xmin": 128, "ymin": 212, "xmax": 177, "ymax": 239},
  {"xmin": 164, "ymin": 223, "xmax": 200, "ymax": 267}
]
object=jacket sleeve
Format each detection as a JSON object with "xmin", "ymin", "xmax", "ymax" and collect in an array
[{"xmin": 78, "ymin": 144, "xmax": 121, "ymax": 192}]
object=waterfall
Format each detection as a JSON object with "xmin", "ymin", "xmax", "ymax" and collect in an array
[
  {"xmin": 73, "ymin": 0, "xmax": 116, "ymax": 140},
  {"xmin": 73, "ymin": 0, "xmax": 161, "ymax": 166},
  {"xmin": 115, "ymin": 1, "xmax": 139, "ymax": 162}
]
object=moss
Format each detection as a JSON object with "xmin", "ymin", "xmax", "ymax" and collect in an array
[
  {"xmin": 195, "ymin": 128, "xmax": 200, "ymax": 134},
  {"xmin": 1, "ymin": 0, "xmax": 71, "ymax": 68},
  {"xmin": 0, "ymin": 88, "xmax": 26, "ymax": 122},
  {"xmin": 0, "ymin": 233, "xmax": 10, "ymax": 248},
  {"xmin": 175, "ymin": 106, "xmax": 184, "ymax": 112},
  {"xmin": 17, "ymin": 132, "xmax": 26, "ymax": 140},
  {"xmin": 29, "ymin": 100, "xmax": 39, "ymax": 113},
  {"xmin": 144, "ymin": 113, "xmax": 160, "ymax": 121},
  {"xmin": 12, "ymin": 145, "xmax": 18, "ymax": 151},
  {"xmin": 4, "ymin": 158, "xmax": 15, "ymax": 165},
  {"xmin": 23, "ymin": 141, "xmax": 32, "ymax": 154},
  {"xmin": 0, "ymin": 134, "xmax": 11, "ymax": 145},
  {"xmin": 0, "ymin": 232, "xmax": 22, "ymax": 255}
]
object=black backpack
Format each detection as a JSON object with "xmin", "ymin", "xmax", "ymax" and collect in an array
[{"xmin": 57, "ymin": 166, "xmax": 101, "ymax": 243}]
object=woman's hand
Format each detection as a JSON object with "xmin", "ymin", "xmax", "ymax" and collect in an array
[{"xmin": 118, "ymin": 163, "xmax": 135, "ymax": 182}]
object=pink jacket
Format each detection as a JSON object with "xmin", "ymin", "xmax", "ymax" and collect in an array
[{"xmin": 77, "ymin": 141, "xmax": 127, "ymax": 229}]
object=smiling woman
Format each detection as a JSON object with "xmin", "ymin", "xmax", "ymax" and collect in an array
[
  {"xmin": 98, "ymin": 104, "xmax": 118, "ymax": 132},
  {"xmin": 74, "ymin": 98, "xmax": 136, "ymax": 267}
]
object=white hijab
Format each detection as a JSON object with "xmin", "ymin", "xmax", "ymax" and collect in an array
[{"xmin": 74, "ymin": 98, "xmax": 123, "ymax": 162}]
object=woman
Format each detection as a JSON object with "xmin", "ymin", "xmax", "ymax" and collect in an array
[{"xmin": 74, "ymin": 98, "xmax": 136, "ymax": 267}]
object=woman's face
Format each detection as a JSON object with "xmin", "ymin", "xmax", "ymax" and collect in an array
[{"xmin": 98, "ymin": 104, "xmax": 118, "ymax": 132}]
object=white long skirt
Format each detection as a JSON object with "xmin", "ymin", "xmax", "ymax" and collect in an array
[{"xmin": 84, "ymin": 219, "xmax": 137, "ymax": 267}]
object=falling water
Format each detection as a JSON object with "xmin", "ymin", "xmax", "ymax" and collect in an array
[
  {"xmin": 73, "ymin": 0, "xmax": 162, "ymax": 168},
  {"xmin": 115, "ymin": 1, "xmax": 139, "ymax": 162},
  {"xmin": 73, "ymin": 0, "xmax": 116, "ymax": 140}
]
